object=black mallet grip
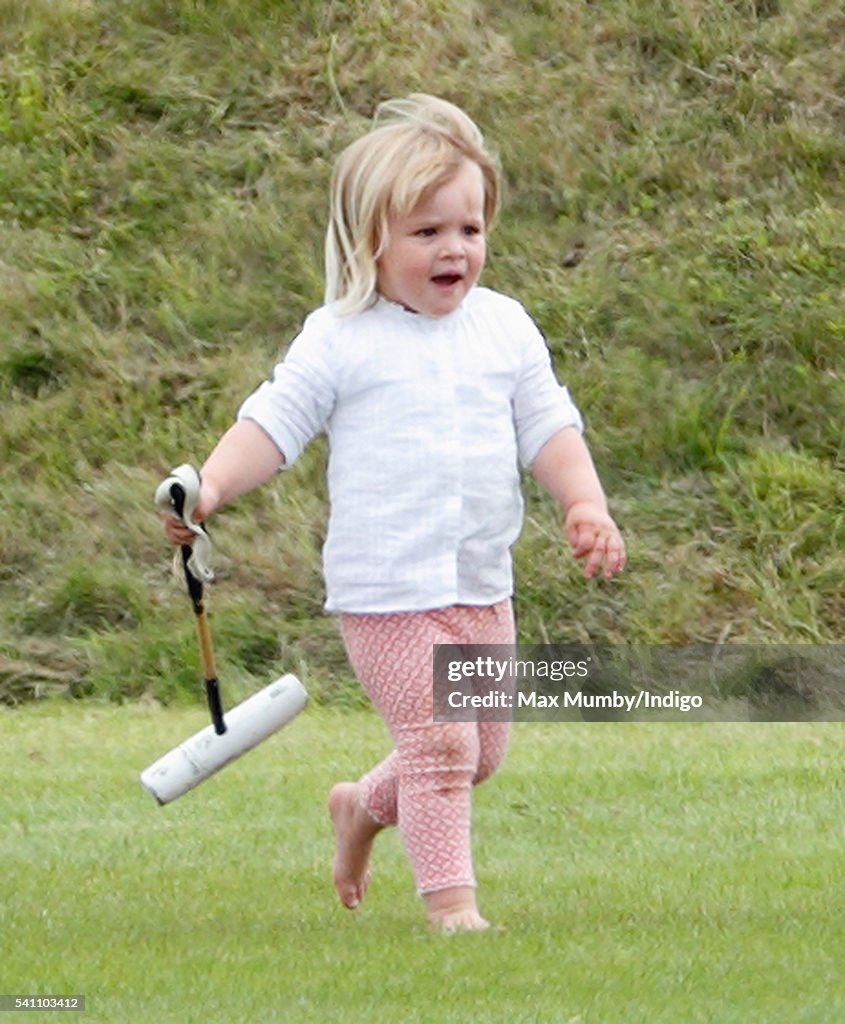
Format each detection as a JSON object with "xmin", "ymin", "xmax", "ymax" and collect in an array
[{"xmin": 170, "ymin": 482, "xmax": 227, "ymax": 736}]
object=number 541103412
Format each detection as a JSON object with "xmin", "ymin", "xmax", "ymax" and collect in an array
[{"xmin": 0, "ymin": 995, "xmax": 85, "ymax": 1012}]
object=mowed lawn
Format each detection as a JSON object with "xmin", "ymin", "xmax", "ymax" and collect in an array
[{"xmin": 1, "ymin": 703, "xmax": 842, "ymax": 1024}]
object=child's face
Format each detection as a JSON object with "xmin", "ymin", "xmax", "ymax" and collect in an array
[{"xmin": 376, "ymin": 159, "xmax": 487, "ymax": 317}]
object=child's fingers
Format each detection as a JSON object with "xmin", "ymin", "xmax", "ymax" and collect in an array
[
  {"xmin": 601, "ymin": 534, "xmax": 627, "ymax": 578},
  {"xmin": 580, "ymin": 529, "xmax": 626, "ymax": 580},
  {"xmin": 567, "ymin": 523, "xmax": 594, "ymax": 562},
  {"xmin": 568, "ymin": 520, "xmax": 597, "ymax": 557},
  {"xmin": 161, "ymin": 513, "xmax": 194, "ymax": 546},
  {"xmin": 582, "ymin": 542, "xmax": 606, "ymax": 580},
  {"xmin": 566, "ymin": 507, "xmax": 626, "ymax": 579}
]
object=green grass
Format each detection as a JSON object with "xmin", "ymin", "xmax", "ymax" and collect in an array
[
  {"xmin": 1, "ymin": 703, "xmax": 843, "ymax": 1023},
  {"xmin": 2, "ymin": 0, "xmax": 845, "ymax": 706}
]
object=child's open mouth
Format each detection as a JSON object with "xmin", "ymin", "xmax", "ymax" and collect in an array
[{"xmin": 432, "ymin": 273, "xmax": 462, "ymax": 287}]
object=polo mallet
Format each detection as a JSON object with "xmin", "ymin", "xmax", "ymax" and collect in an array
[{"xmin": 139, "ymin": 465, "xmax": 307, "ymax": 805}]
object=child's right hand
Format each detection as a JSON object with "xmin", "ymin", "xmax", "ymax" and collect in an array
[
  {"xmin": 160, "ymin": 481, "xmax": 219, "ymax": 546},
  {"xmin": 161, "ymin": 512, "xmax": 197, "ymax": 546},
  {"xmin": 158, "ymin": 420, "xmax": 286, "ymax": 547}
]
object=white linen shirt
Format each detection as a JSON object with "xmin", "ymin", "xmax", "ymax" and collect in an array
[{"xmin": 237, "ymin": 286, "xmax": 583, "ymax": 613}]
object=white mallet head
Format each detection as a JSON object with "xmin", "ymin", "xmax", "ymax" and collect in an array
[{"xmin": 140, "ymin": 673, "xmax": 307, "ymax": 804}]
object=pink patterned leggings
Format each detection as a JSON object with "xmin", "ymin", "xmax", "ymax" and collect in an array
[{"xmin": 339, "ymin": 600, "xmax": 515, "ymax": 895}]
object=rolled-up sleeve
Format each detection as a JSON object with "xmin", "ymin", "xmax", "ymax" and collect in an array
[
  {"xmin": 237, "ymin": 311, "xmax": 337, "ymax": 468},
  {"xmin": 512, "ymin": 319, "xmax": 583, "ymax": 468}
]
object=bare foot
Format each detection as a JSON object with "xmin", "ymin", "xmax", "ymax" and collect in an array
[
  {"xmin": 424, "ymin": 885, "xmax": 492, "ymax": 933},
  {"xmin": 429, "ymin": 908, "xmax": 491, "ymax": 933},
  {"xmin": 327, "ymin": 782, "xmax": 381, "ymax": 910}
]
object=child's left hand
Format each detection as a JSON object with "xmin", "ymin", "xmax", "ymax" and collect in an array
[{"xmin": 565, "ymin": 502, "xmax": 626, "ymax": 580}]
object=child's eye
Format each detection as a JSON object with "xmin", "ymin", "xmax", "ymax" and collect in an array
[
  {"xmin": 416, "ymin": 227, "xmax": 437, "ymax": 237},
  {"xmin": 462, "ymin": 225, "xmax": 482, "ymax": 236}
]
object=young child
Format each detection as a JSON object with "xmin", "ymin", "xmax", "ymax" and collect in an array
[{"xmin": 161, "ymin": 94, "xmax": 625, "ymax": 932}]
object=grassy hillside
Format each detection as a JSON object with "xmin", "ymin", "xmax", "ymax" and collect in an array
[{"xmin": 2, "ymin": 0, "xmax": 844, "ymax": 705}]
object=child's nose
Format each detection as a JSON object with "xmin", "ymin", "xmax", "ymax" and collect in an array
[{"xmin": 439, "ymin": 231, "xmax": 466, "ymax": 258}]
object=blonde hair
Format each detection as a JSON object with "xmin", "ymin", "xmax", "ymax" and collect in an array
[{"xmin": 325, "ymin": 94, "xmax": 500, "ymax": 316}]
